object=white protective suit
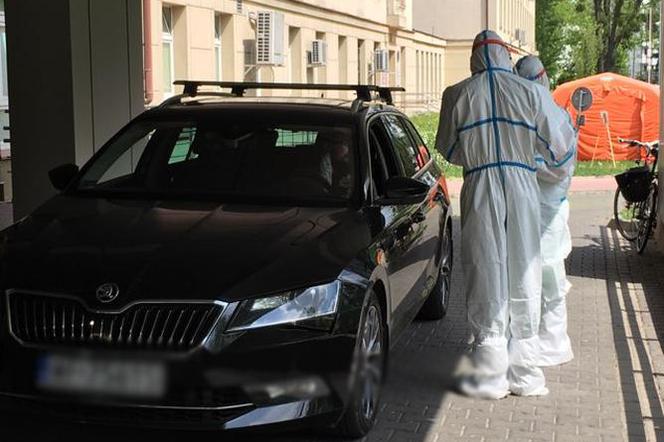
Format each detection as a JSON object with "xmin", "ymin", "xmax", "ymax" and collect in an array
[
  {"xmin": 435, "ymin": 31, "xmax": 576, "ymax": 398},
  {"xmin": 516, "ymin": 55, "xmax": 576, "ymax": 366}
]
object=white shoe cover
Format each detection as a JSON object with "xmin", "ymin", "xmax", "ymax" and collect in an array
[
  {"xmin": 508, "ymin": 335, "xmax": 547, "ymax": 396},
  {"xmin": 458, "ymin": 375, "xmax": 510, "ymax": 400},
  {"xmin": 458, "ymin": 336, "xmax": 511, "ymax": 400}
]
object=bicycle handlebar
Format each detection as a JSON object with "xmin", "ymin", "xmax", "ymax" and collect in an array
[{"xmin": 618, "ymin": 137, "xmax": 659, "ymax": 149}]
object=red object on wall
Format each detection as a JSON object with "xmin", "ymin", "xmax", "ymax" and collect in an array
[{"xmin": 552, "ymin": 73, "xmax": 660, "ymax": 161}]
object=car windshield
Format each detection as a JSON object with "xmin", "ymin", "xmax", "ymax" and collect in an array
[{"xmin": 75, "ymin": 117, "xmax": 356, "ymax": 205}]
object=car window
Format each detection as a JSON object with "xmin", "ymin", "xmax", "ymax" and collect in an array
[
  {"xmin": 76, "ymin": 119, "xmax": 356, "ymax": 206},
  {"xmin": 401, "ymin": 117, "xmax": 431, "ymax": 169},
  {"xmin": 368, "ymin": 122, "xmax": 392, "ymax": 198},
  {"xmin": 382, "ymin": 114, "xmax": 421, "ymax": 177},
  {"xmin": 97, "ymin": 130, "xmax": 152, "ymax": 184},
  {"xmin": 168, "ymin": 127, "xmax": 198, "ymax": 164},
  {"xmin": 370, "ymin": 119, "xmax": 400, "ymax": 178},
  {"xmin": 275, "ymin": 129, "xmax": 318, "ymax": 148}
]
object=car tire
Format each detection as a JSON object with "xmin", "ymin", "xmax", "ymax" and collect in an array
[
  {"xmin": 418, "ymin": 221, "xmax": 453, "ymax": 320},
  {"xmin": 334, "ymin": 291, "xmax": 386, "ymax": 438}
]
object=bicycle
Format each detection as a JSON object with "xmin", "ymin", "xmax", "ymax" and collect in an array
[{"xmin": 614, "ymin": 138, "xmax": 659, "ymax": 254}]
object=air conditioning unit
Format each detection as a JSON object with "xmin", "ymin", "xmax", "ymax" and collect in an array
[
  {"xmin": 374, "ymin": 49, "xmax": 389, "ymax": 72},
  {"xmin": 307, "ymin": 40, "xmax": 327, "ymax": 66},
  {"xmin": 236, "ymin": 0, "xmax": 244, "ymax": 14},
  {"xmin": 256, "ymin": 11, "xmax": 285, "ymax": 65},
  {"xmin": 515, "ymin": 28, "xmax": 527, "ymax": 44}
]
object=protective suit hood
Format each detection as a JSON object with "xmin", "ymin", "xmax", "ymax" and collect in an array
[
  {"xmin": 470, "ymin": 30, "xmax": 513, "ymax": 74},
  {"xmin": 516, "ymin": 55, "xmax": 549, "ymax": 89}
]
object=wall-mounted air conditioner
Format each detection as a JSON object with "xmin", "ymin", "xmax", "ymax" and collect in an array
[
  {"xmin": 307, "ymin": 40, "xmax": 327, "ymax": 66},
  {"xmin": 374, "ymin": 49, "xmax": 389, "ymax": 72},
  {"xmin": 256, "ymin": 11, "xmax": 285, "ymax": 65},
  {"xmin": 515, "ymin": 28, "xmax": 527, "ymax": 45}
]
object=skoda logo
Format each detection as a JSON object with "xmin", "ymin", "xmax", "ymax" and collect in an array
[{"xmin": 96, "ymin": 283, "xmax": 120, "ymax": 303}]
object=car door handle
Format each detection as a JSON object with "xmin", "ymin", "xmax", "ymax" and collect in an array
[{"xmin": 411, "ymin": 210, "xmax": 426, "ymax": 224}]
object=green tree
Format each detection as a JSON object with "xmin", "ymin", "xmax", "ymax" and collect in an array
[
  {"xmin": 537, "ymin": 0, "xmax": 654, "ymax": 85},
  {"xmin": 537, "ymin": 0, "xmax": 599, "ymax": 85},
  {"xmin": 593, "ymin": 0, "xmax": 645, "ymax": 72}
]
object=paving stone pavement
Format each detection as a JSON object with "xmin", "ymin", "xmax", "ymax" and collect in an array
[{"xmin": 3, "ymin": 191, "xmax": 664, "ymax": 442}]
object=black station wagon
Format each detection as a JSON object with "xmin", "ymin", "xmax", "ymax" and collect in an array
[{"xmin": 0, "ymin": 82, "xmax": 453, "ymax": 437}]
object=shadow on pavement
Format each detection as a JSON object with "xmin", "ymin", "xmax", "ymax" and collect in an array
[
  {"xmin": 0, "ymin": 218, "xmax": 467, "ymax": 442},
  {"xmin": 567, "ymin": 225, "xmax": 664, "ymax": 441}
]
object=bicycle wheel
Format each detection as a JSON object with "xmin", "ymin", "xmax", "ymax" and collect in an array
[
  {"xmin": 636, "ymin": 183, "xmax": 658, "ymax": 254},
  {"xmin": 614, "ymin": 188, "xmax": 640, "ymax": 241}
]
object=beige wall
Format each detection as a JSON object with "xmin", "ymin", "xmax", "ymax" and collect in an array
[
  {"xmin": 444, "ymin": 43, "xmax": 472, "ymax": 89},
  {"xmin": 414, "ymin": 0, "xmax": 485, "ymax": 40},
  {"xmin": 412, "ymin": 0, "xmax": 536, "ymax": 58}
]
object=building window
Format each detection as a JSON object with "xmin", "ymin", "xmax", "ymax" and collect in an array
[
  {"xmin": 0, "ymin": 2, "xmax": 7, "ymax": 108},
  {"xmin": 162, "ymin": 6, "xmax": 174, "ymax": 96},
  {"xmin": 214, "ymin": 14, "xmax": 222, "ymax": 81}
]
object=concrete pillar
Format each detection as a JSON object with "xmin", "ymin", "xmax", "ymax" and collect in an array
[{"xmin": 6, "ymin": 0, "xmax": 143, "ymax": 218}]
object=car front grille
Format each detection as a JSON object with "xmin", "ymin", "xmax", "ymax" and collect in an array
[{"xmin": 6, "ymin": 292, "xmax": 225, "ymax": 351}]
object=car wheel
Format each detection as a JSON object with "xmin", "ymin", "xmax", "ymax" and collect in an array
[
  {"xmin": 335, "ymin": 291, "xmax": 385, "ymax": 438},
  {"xmin": 418, "ymin": 221, "xmax": 453, "ymax": 320}
]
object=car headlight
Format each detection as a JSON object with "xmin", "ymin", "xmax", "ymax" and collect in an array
[{"xmin": 226, "ymin": 281, "xmax": 341, "ymax": 332}]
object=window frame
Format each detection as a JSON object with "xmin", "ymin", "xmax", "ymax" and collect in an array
[
  {"xmin": 0, "ymin": 9, "xmax": 6, "ymax": 108},
  {"xmin": 380, "ymin": 113, "xmax": 423, "ymax": 178},
  {"xmin": 162, "ymin": 5, "xmax": 175, "ymax": 97},
  {"xmin": 366, "ymin": 114, "xmax": 404, "ymax": 203},
  {"xmin": 214, "ymin": 14, "xmax": 222, "ymax": 81}
]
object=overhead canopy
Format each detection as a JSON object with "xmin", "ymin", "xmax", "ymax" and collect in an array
[{"xmin": 552, "ymin": 73, "xmax": 660, "ymax": 161}]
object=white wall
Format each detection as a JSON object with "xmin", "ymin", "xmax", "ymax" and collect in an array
[{"xmin": 6, "ymin": 0, "xmax": 143, "ymax": 218}]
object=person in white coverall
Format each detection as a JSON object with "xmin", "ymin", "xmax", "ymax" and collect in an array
[
  {"xmin": 516, "ymin": 55, "xmax": 576, "ymax": 366},
  {"xmin": 435, "ymin": 31, "xmax": 576, "ymax": 399}
]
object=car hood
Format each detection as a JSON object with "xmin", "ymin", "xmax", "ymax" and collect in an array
[{"xmin": 0, "ymin": 196, "xmax": 376, "ymax": 306}]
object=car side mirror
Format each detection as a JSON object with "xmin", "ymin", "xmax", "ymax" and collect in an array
[
  {"xmin": 48, "ymin": 164, "xmax": 79, "ymax": 191},
  {"xmin": 379, "ymin": 177, "xmax": 429, "ymax": 205}
]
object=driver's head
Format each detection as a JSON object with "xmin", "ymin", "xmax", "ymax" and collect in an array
[
  {"xmin": 317, "ymin": 130, "xmax": 350, "ymax": 163},
  {"xmin": 516, "ymin": 55, "xmax": 549, "ymax": 90}
]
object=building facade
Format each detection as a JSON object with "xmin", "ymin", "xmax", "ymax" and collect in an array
[
  {"xmin": 413, "ymin": 0, "xmax": 536, "ymax": 86},
  {"xmin": 145, "ymin": 0, "xmax": 449, "ymax": 111}
]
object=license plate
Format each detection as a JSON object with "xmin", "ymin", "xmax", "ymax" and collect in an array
[{"xmin": 36, "ymin": 354, "xmax": 167, "ymax": 399}]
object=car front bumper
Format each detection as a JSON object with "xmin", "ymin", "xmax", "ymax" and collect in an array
[{"xmin": 0, "ymin": 301, "xmax": 365, "ymax": 430}]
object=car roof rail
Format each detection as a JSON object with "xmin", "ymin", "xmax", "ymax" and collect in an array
[{"xmin": 165, "ymin": 81, "xmax": 405, "ymax": 108}]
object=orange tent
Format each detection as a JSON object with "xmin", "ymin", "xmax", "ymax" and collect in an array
[{"xmin": 552, "ymin": 73, "xmax": 660, "ymax": 161}]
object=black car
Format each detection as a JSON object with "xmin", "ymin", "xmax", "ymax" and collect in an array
[{"xmin": 0, "ymin": 82, "xmax": 453, "ymax": 437}]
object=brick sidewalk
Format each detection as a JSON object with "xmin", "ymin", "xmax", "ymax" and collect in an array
[
  {"xmin": 355, "ymin": 191, "xmax": 663, "ymax": 442},
  {"xmin": 3, "ymin": 192, "xmax": 664, "ymax": 442}
]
